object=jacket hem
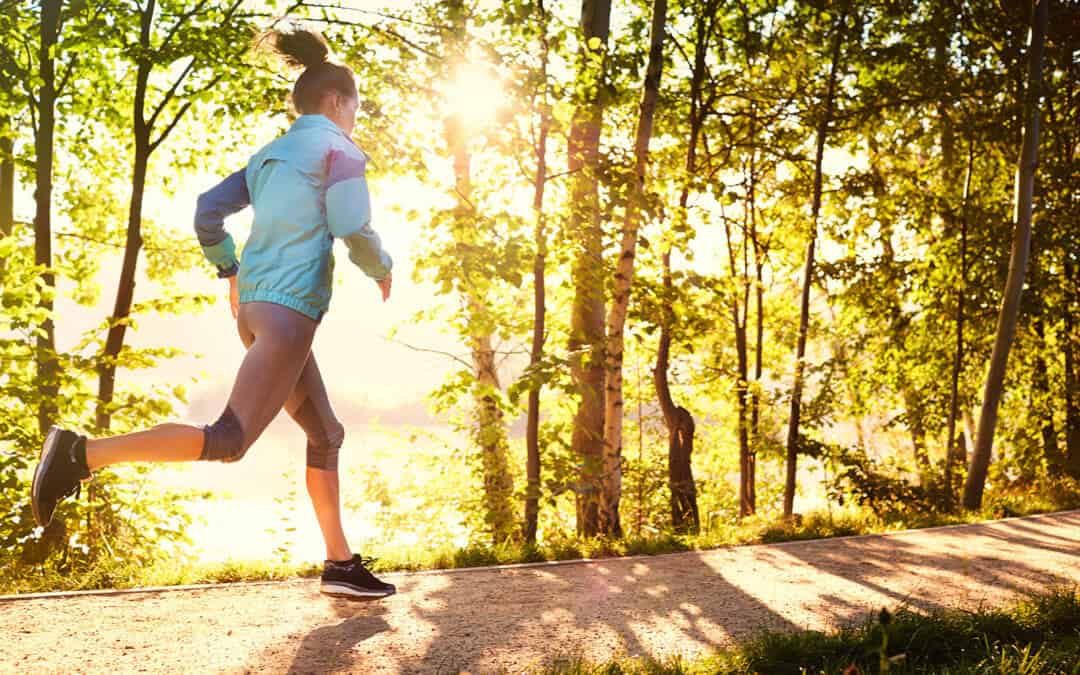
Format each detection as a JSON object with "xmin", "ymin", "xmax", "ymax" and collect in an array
[{"xmin": 238, "ymin": 289, "xmax": 326, "ymax": 322}]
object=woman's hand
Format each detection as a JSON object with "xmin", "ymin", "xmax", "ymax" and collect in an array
[
  {"xmin": 377, "ymin": 272, "xmax": 392, "ymax": 302},
  {"xmin": 229, "ymin": 275, "xmax": 239, "ymax": 319}
]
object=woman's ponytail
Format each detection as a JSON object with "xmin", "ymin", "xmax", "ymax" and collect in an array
[
  {"xmin": 259, "ymin": 24, "xmax": 330, "ymax": 70},
  {"xmin": 257, "ymin": 22, "xmax": 356, "ymax": 116}
]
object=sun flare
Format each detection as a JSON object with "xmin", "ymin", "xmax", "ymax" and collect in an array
[{"xmin": 442, "ymin": 61, "xmax": 504, "ymax": 130}]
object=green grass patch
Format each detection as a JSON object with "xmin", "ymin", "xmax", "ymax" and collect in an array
[
  {"xmin": 3, "ymin": 478, "xmax": 1078, "ymax": 595},
  {"xmin": 540, "ymin": 589, "xmax": 1080, "ymax": 674}
]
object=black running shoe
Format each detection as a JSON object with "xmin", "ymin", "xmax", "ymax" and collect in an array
[
  {"xmin": 31, "ymin": 426, "xmax": 91, "ymax": 527},
  {"xmin": 320, "ymin": 554, "xmax": 396, "ymax": 600}
]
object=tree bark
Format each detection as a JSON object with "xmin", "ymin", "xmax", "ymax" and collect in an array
[
  {"xmin": 964, "ymin": 0, "xmax": 1048, "ymax": 510},
  {"xmin": 784, "ymin": 2, "xmax": 848, "ymax": 517},
  {"xmin": 566, "ymin": 0, "xmax": 612, "ymax": 537},
  {"xmin": 34, "ymin": 0, "xmax": 63, "ymax": 437},
  {"xmin": 601, "ymin": 0, "xmax": 667, "ymax": 537},
  {"xmin": 524, "ymin": 0, "xmax": 552, "ymax": 545}
]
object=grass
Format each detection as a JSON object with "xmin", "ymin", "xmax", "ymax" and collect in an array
[
  {"xmin": 3, "ymin": 478, "xmax": 1078, "ymax": 595},
  {"xmin": 539, "ymin": 589, "xmax": 1080, "ymax": 674}
]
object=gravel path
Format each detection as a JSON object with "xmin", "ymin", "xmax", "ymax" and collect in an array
[{"xmin": 4, "ymin": 510, "xmax": 1080, "ymax": 674}]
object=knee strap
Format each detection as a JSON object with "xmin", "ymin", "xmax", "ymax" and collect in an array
[
  {"xmin": 200, "ymin": 405, "xmax": 247, "ymax": 463},
  {"xmin": 305, "ymin": 421, "xmax": 344, "ymax": 471}
]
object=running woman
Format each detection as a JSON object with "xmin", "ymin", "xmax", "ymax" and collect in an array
[{"xmin": 30, "ymin": 25, "xmax": 396, "ymax": 600}]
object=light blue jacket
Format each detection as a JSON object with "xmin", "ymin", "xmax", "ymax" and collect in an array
[{"xmin": 194, "ymin": 114, "xmax": 392, "ymax": 322}]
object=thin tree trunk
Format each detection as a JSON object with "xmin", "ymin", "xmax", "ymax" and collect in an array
[
  {"xmin": 34, "ymin": 0, "xmax": 62, "ymax": 437},
  {"xmin": 439, "ymin": 1, "xmax": 515, "ymax": 542},
  {"xmin": 964, "ymin": 0, "xmax": 1048, "ymax": 510},
  {"xmin": 472, "ymin": 331, "xmax": 516, "ymax": 542},
  {"xmin": 944, "ymin": 142, "xmax": 973, "ymax": 510},
  {"xmin": 1032, "ymin": 310, "xmax": 1061, "ymax": 470},
  {"xmin": 654, "ymin": 0, "xmax": 712, "ymax": 535},
  {"xmin": 963, "ymin": 408, "xmax": 977, "ymax": 462},
  {"xmin": 784, "ymin": 2, "xmax": 848, "ymax": 517},
  {"xmin": 741, "ymin": 0, "xmax": 764, "ymax": 491},
  {"xmin": 456, "ymin": 134, "xmax": 516, "ymax": 544},
  {"xmin": 567, "ymin": 0, "xmax": 612, "ymax": 537},
  {"xmin": 749, "ymin": 117, "xmax": 763, "ymax": 503},
  {"xmin": 936, "ymin": 6, "xmax": 960, "ymax": 503},
  {"xmin": 1064, "ymin": 259, "xmax": 1080, "ymax": 477},
  {"xmin": 904, "ymin": 390, "xmax": 930, "ymax": 478},
  {"xmin": 601, "ymin": 0, "xmax": 667, "ymax": 537},
  {"xmin": 1, "ymin": 115, "xmax": 13, "ymax": 239},
  {"xmin": 96, "ymin": 0, "xmax": 244, "ymax": 430},
  {"xmin": 96, "ymin": 0, "xmax": 154, "ymax": 431},
  {"xmin": 524, "ymin": 0, "xmax": 552, "ymax": 545},
  {"xmin": 722, "ymin": 201, "xmax": 752, "ymax": 517},
  {"xmin": 655, "ymin": 270, "xmax": 698, "ymax": 534}
]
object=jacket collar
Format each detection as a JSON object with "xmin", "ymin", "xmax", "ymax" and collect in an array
[{"xmin": 290, "ymin": 114, "xmax": 346, "ymax": 138}]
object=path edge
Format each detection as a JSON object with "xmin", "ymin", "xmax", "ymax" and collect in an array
[{"xmin": 2, "ymin": 508, "xmax": 1076, "ymax": 603}]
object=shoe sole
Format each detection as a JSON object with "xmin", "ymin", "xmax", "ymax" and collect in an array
[
  {"xmin": 319, "ymin": 583, "xmax": 396, "ymax": 600},
  {"xmin": 31, "ymin": 426, "xmax": 64, "ymax": 528}
]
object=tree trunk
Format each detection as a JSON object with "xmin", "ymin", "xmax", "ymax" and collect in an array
[
  {"xmin": 656, "ymin": 250, "xmax": 698, "ymax": 533},
  {"xmin": 1064, "ymin": 260, "xmax": 1080, "ymax": 477},
  {"xmin": 654, "ymin": 0, "xmax": 712, "ymax": 535},
  {"xmin": 722, "ymin": 201, "xmax": 752, "ymax": 517},
  {"xmin": 96, "ymin": 0, "xmax": 157, "ymax": 431},
  {"xmin": 450, "ymin": 128, "xmax": 516, "ymax": 544},
  {"xmin": 1032, "ymin": 311, "xmax": 1061, "ymax": 470},
  {"xmin": 903, "ymin": 389, "xmax": 930, "ymax": 478},
  {"xmin": 1, "ymin": 115, "xmax": 13, "ymax": 239},
  {"xmin": 601, "ymin": 0, "xmax": 666, "ymax": 537},
  {"xmin": 441, "ymin": 1, "xmax": 516, "ymax": 542},
  {"xmin": 963, "ymin": 0, "xmax": 1048, "ymax": 510},
  {"xmin": 524, "ymin": 0, "xmax": 552, "ymax": 545},
  {"xmin": 944, "ymin": 142, "xmax": 974, "ymax": 510},
  {"xmin": 784, "ymin": 2, "xmax": 848, "ymax": 518},
  {"xmin": 749, "ymin": 115, "xmax": 763, "ymax": 508},
  {"xmin": 34, "ymin": 0, "xmax": 63, "ymax": 437},
  {"xmin": 472, "ymin": 331, "xmax": 516, "ymax": 542},
  {"xmin": 567, "ymin": 0, "xmax": 612, "ymax": 537}
]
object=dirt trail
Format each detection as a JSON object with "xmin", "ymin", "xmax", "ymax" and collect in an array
[{"xmin": 4, "ymin": 511, "xmax": 1080, "ymax": 674}]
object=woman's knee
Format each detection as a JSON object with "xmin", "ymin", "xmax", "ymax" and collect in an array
[
  {"xmin": 306, "ymin": 419, "xmax": 345, "ymax": 471},
  {"xmin": 199, "ymin": 405, "xmax": 252, "ymax": 463}
]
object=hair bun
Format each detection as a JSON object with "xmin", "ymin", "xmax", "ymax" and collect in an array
[{"xmin": 260, "ymin": 22, "xmax": 331, "ymax": 70}]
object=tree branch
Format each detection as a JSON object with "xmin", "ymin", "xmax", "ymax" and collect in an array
[
  {"xmin": 56, "ymin": 231, "xmax": 167, "ymax": 253},
  {"xmin": 147, "ymin": 56, "xmax": 196, "ymax": 131},
  {"xmin": 384, "ymin": 337, "xmax": 474, "ymax": 371},
  {"xmin": 300, "ymin": 2, "xmax": 450, "ymax": 30},
  {"xmin": 305, "ymin": 15, "xmax": 439, "ymax": 60}
]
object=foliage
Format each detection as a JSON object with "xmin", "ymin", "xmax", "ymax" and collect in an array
[{"xmin": 0, "ymin": 233, "xmax": 201, "ymax": 589}]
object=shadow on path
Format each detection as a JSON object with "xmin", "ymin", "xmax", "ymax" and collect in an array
[{"xmin": 286, "ymin": 600, "xmax": 390, "ymax": 674}]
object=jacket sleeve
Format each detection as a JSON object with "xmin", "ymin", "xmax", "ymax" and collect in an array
[
  {"xmin": 194, "ymin": 168, "xmax": 249, "ymax": 278},
  {"xmin": 325, "ymin": 148, "xmax": 393, "ymax": 281}
]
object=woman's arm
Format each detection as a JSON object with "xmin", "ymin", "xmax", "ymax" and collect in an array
[
  {"xmin": 324, "ymin": 148, "xmax": 393, "ymax": 283},
  {"xmin": 194, "ymin": 168, "xmax": 250, "ymax": 278}
]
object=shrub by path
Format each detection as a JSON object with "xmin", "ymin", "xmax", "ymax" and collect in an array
[{"xmin": 3, "ymin": 510, "xmax": 1079, "ymax": 674}]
